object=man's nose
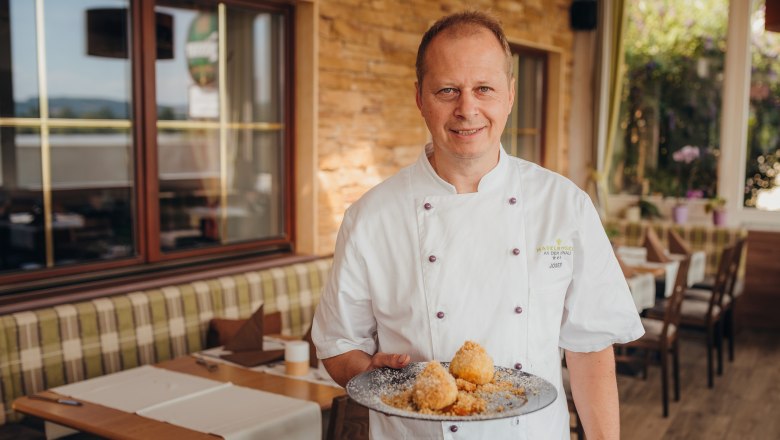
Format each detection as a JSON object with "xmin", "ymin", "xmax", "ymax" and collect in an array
[{"xmin": 454, "ymin": 92, "xmax": 479, "ymax": 118}]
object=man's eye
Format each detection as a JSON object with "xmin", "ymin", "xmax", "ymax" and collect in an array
[
  {"xmin": 439, "ymin": 88, "xmax": 458, "ymax": 95},
  {"xmin": 478, "ymin": 86, "xmax": 492, "ymax": 93}
]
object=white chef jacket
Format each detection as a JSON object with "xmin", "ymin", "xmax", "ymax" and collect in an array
[{"xmin": 312, "ymin": 145, "xmax": 644, "ymax": 440}]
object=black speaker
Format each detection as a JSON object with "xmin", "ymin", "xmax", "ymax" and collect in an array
[{"xmin": 570, "ymin": 0, "xmax": 597, "ymax": 31}]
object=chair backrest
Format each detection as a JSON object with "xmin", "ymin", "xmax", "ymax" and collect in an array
[
  {"xmin": 724, "ymin": 238, "xmax": 746, "ymax": 301},
  {"xmin": 662, "ymin": 257, "xmax": 691, "ymax": 337},
  {"xmin": 708, "ymin": 243, "xmax": 737, "ymax": 316}
]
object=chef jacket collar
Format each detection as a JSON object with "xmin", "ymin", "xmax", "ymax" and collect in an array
[{"xmin": 418, "ymin": 142, "xmax": 510, "ymax": 195}]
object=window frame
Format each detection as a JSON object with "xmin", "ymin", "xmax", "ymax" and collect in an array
[{"xmin": 0, "ymin": 0, "xmax": 297, "ymax": 294}]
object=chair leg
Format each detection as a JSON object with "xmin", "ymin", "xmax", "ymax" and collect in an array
[
  {"xmin": 716, "ymin": 320, "xmax": 724, "ymax": 376},
  {"xmin": 660, "ymin": 350, "xmax": 669, "ymax": 417},
  {"xmin": 706, "ymin": 326, "xmax": 714, "ymax": 388},
  {"xmin": 727, "ymin": 309, "xmax": 735, "ymax": 362},
  {"xmin": 643, "ymin": 349, "xmax": 650, "ymax": 380},
  {"xmin": 672, "ymin": 341, "xmax": 680, "ymax": 402}
]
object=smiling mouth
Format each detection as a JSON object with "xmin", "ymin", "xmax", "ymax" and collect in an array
[{"xmin": 450, "ymin": 127, "xmax": 484, "ymax": 136}]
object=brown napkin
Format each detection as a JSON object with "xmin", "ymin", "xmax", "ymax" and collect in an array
[
  {"xmin": 668, "ymin": 229, "xmax": 692, "ymax": 256},
  {"xmin": 643, "ymin": 227, "xmax": 670, "ymax": 263},
  {"xmin": 616, "ymin": 254, "xmax": 637, "ymax": 278},
  {"xmin": 218, "ymin": 305, "xmax": 284, "ymax": 367},
  {"xmin": 207, "ymin": 310, "xmax": 283, "ymax": 348}
]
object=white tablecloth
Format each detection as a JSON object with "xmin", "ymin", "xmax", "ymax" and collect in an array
[
  {"xmin": 626, "ymin": 273, "xmax": 656, "ymax": 312},
  {"xmin": 617, "ymin": 246, "xmax": 706, "ymax": 291},
  {"xmin": 52, "ymin": 365, "xmax": 321, "ymax": 440}
]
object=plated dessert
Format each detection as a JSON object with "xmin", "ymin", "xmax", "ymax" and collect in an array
[{"xmin": 381, "ymin": 341, "xmax": 526, "ymax": 417}]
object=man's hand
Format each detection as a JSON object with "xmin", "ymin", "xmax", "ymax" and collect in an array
[
  {"xmin": 322, "ymin": 350, "xmax": 411, "ymax": 387},
  {"xmin": 565, "ymin": 346, "xmax": 620, "ymax": 440}
]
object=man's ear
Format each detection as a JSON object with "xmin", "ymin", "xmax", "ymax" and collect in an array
[{"xmin": 415, "ymin": 81, "xmax": 423, "ymax": 111}]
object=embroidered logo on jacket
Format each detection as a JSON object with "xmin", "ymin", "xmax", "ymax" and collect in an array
[{"xmin": 536, "ymin": 239, "xmax": 574, "ymax": 269}]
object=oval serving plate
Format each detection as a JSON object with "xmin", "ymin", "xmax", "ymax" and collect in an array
[{"xmin": 346, "ymin": 362, "xmax": 558, "ymax": 421}]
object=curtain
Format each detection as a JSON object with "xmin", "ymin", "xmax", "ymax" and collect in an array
[{"xmin": 592, "ymin": 0, "xmax": 627, "ymax": 218}]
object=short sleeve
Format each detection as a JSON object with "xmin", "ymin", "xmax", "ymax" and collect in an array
[
  {"xmin": 558, "ymin": 194, "xmax": 645, "ymax": 352},
  {"xmin": 311, "ymin": 210, "xmax": 378, "ymax": 359}
]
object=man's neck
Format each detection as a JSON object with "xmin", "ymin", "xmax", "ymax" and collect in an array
[{"xmin": 429, "ymin": 149, "xmax": 500, "ymax": 194}]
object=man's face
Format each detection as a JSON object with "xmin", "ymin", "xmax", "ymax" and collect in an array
[{"xmin": 416, "ymin": 28, "xmax": 515, "ymax": 163}]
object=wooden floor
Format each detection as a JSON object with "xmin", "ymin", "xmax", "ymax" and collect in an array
[{"xmin": 613, "ymin": 328, "xmax": 780, "ymax": 440}]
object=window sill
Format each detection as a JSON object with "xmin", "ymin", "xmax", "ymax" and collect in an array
[{"xmin": 0, "ymin": 251, "xmax": 328, "ymax": 314}]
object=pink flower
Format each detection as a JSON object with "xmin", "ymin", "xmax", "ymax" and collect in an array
[{"xmin": 672, "ymin": 145, "xmax": 700, "ymax": 164}]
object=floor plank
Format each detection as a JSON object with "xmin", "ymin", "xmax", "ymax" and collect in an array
[{"xmin": 613, "ymin": 328, "xmax": 780, "ymax": 440}]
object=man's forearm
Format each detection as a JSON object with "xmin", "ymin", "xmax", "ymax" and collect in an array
[
  {"xmin": 322, "ymin": 350, "xmax": 411, "ymax": 388},
  {"xmin": 565, "ymin": 346, "xmax": 620, "ymax": 440},
  {"xmin": 322, "ymin": 350, "xmax": 374, "ymax": 387}
]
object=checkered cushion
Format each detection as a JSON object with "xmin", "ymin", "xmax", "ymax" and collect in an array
[
  {"xmin": 0, "ymin": 257, "xmax": 332, "ymax": 425},
  {"xmin": 604, "ymin": 219, "xmax": 746, "ymax": 277}
]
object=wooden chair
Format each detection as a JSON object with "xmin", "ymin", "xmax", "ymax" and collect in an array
[
  {"xmin": 327, "ymin": 395, "xmax": 369, "ymax": 440},
  {"xmin": 616, "ymin": 257, "xmax": 690, "ymax": 417},
  {"xmin": 687, "ymin": 238, "xmax": 745, "ymax": 363},
  {"xmin": 648, "ymin": 244, "xmax": 735, "ymax": 388}
]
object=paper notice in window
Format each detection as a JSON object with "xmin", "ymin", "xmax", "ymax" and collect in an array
[{"xmin": 188, "ymin": 85, "xmax": 219, "ymax": 119}]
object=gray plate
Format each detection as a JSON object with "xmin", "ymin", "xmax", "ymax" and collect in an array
[{"xmin": 346, "ymin": 362, "xmax": 558, "ymax": 421}]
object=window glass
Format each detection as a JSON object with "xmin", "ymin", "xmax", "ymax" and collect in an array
[
  {"xmin": 746, "ymin": 0, "xmax": 780, "ymax": 211},
  {"xmin": 502, "ymin": 50, "xmax": 545, "ymax": 164},
  {"xmin": 155, "ymin": 3, "xmax": 286, "ymax": 252},
  {"xmin": 0, "ymin": 0, "xmax": 135, "ymax": 273},
  {"xmin": 611, "ymin": 0, "xmax": 727, "ymax": 199}
]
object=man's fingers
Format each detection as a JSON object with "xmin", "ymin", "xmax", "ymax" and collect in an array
[{"xmin": 372, "ymin": 353, "xmax": 411, "ymax": 369}]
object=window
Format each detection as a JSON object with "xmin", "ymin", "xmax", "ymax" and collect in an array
[
  {"xmin": 502, "ymin": 46, "xmax": 547, "ymax": 164},
  {"xmin": 608, "ymin": 0, "xmax": 780, "ymax": 222},
  {"xmin": 745, "ymin": 0, "xmax": 780, "ymax": 211},
  {"xmin": 610, "ymin": 0, "xmax": 727, "ymax": 199},
  {"xmin": 0, "ymin": 0, "xmax": 293, "ymax": 291}
]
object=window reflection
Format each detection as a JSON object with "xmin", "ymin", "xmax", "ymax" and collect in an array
[
  {"xmin": 156, "ymin": 3, "xmax": 286, "ymax": 252},
  {"xmin": 0, "ymin": 0, "xmax": 136, "ymax": 273}
]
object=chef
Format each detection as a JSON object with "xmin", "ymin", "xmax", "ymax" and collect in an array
[{"xmin": 312, "ymin": 11, "xmax": 643, "ymax": 440}]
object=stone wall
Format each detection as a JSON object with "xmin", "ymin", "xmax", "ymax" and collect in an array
[{"xmin": 316, "ymin": 0, "xmax": 575, "ymax": 253}]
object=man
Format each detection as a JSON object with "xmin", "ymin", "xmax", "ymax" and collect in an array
[{"xmin": 312, "ymin": 11, "xmax": 643, "ymax": 439}]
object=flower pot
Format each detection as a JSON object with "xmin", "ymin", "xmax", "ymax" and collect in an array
[
  {"xmin": 712, "ymin": 209, "xmax": 727, "ymax": 227},
  {"xmin": 672, "ymin": 204, "xmax": 689, "ymax": 224}
]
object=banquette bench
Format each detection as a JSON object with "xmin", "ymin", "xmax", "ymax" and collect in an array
[{"xmin": 0, "ymin": 256, "xmax": 332, "ymax": 429}]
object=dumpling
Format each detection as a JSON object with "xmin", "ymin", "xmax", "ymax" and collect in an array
[
  {"xmin": 412, "ymin": 361, "xmax": 458, "ymax": 410},
  {"xmin": 449, "ymin": 340, "xmax": 494, "ymax": 385}
]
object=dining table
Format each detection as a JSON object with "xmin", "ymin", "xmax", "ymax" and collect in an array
[
  {"xmin": 12, "ymin": 355, "xmax": 345, "ymax": 440},
  {"xmin": 616, "ymin": 246, "xmax": 707, "ymax": 299}
]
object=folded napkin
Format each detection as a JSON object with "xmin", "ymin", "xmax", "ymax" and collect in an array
[
  {"xmin": 219, "ymin": 306, "xmax": 284, "ymax": 367},
  {"xmin": 207, "ymin": 310, "xmax": 283, "ymax": 348},
  {"xmin": 668, "ymin": 228, "xmax": 692, "ymax": 256},
  {"xmin": 643, "ymin": 227, "xmax": 670, "ymax": 263}
]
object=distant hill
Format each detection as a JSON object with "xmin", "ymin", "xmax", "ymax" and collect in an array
[
  {"xmin": 14, "ymin": 97, "xmax": 187, "ymax": 120},
  {"xmin": 16, "ymin": 97, "xmax": 130, "ymax": 119}
]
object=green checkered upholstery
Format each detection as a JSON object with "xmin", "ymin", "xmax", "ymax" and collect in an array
[
  {"xmin": 603, "ymin": 219, "xmax": 746, "ymax": 277},
  {"xmin": 0, "ymin": 257, "xmax": 332, "ymax": 425}
]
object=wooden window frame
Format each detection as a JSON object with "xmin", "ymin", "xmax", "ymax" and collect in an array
[{"xmin": 0, "ymin": 0, "xmax": 298, "ymax": 299}]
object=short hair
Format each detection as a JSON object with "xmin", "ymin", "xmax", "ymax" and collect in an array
[{"xmin": 415, "ymin": 11, "xmax": 513, "ymax": 88}]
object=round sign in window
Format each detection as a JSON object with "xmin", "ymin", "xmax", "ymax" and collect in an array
[{"xmin": 185, "ymin": 13, "xmax": 218, "ymax": 87}]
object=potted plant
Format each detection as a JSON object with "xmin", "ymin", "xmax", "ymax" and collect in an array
[
  {"xmin": 704, "ymin": 196, "xmax": 727, "ymax": 226},
  {"xmin": 671, "ymin": 145, "xmax": 702, "ymax": 224}
]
